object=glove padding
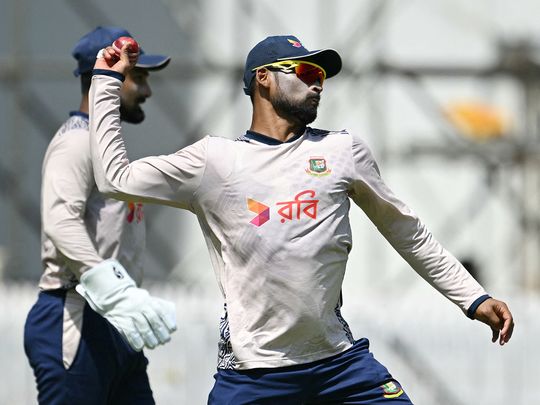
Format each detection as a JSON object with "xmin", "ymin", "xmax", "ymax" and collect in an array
[{"xmin": 75, "ymin": 259, "xmax": 177, "ymax": 351}]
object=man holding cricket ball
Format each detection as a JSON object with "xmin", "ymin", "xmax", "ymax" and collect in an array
[{"xmin": 89, "ymin": 34, "xmax": 514, "ymax": 404}]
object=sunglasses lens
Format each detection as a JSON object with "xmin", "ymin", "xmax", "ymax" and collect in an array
[{"xmin": 295, "ymin": 63, "xmax": 325, "ymax": 85}]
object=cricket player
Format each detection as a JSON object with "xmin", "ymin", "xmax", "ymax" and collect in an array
[
  {"xmin": 23, "ymin": 27, "xmax": 176, "ymax": 405},
  {"xmin": 89, "ymin": 35, "xmax": 514, "ymax": 404}
]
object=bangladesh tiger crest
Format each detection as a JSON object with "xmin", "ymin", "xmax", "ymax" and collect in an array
[
  {"xmin": 381, "ymin": 381, "xmax": 404, "ymax": 399},
  {"xmin": 305, "ymin": 157, "xmax": 331, "ymax": 177}
]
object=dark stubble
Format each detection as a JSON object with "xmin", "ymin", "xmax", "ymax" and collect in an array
[
  {"xmin": 271, "ymin": 75, "xmax": 319, "ymax": 126},
  {"xmin": 120, "ymin": 103, "xmax": 145, "ymax": 124}
]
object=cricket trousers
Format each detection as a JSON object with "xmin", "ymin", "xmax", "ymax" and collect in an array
[
  {"xmin": 208, "ymin": 338, "xmax": 413, "ymax": 404},
  {"xmin": 24, "ymin": 289, "xmax": 154, "ymax": 405}
]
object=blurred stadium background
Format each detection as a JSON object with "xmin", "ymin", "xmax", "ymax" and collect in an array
[{"xmin": 1, "ymin": 0, "xmax": 540, "ymax": 403}]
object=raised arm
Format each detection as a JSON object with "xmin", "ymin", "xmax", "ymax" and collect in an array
[
  {"xmin": 89, "ymin": 44, "xmax": 207, "ymax": 210},
  {"xmin": 81, "ymin": 44, "xmax": 187, "ymax": 350}
]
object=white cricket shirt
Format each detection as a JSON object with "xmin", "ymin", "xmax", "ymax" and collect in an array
[
  {"xmin": 40, "ymin": 112, "xmax": 145, "ymax": 290},
  {"xmin": 90, "ymin": 74, "xmax": 487, "ymax": 370}
]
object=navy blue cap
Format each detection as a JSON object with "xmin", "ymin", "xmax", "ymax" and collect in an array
[
  {"xmin": 72, "ymin": 26, "xmax": 171, "ymax": 76},
  {"xmin": 243, "ymin": 35, "xmax": 342, "ymax": 95}
]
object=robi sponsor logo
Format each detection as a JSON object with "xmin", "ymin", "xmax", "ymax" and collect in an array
[
  {"xmin": 247, "ymin": 190, "xmax": 319, "ymax": 227},
  {"xmin": 276, "ymin": 190, "xmax": 318, "ymax": 223},
  {"xmin": 247, "ymin": 198, "xmax": 270, "ymax": 226}
]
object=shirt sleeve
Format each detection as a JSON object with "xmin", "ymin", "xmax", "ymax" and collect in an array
[
  {"xmin": 347, "ymin": 134, "xmax": 488, "ymax": 315},
  {"xmin": 89, "ymin": 73, "xmax": 207, "ymax": 211},
  {"xmin": 41, "ymin": 129, "xmax": 103, "ymax": 276}
]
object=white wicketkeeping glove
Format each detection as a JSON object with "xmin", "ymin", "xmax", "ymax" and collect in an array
[{"xmin": 75, "ymin": 259, "xmax": 177, "ymax": 351}]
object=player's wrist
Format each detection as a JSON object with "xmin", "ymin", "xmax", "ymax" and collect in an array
[
  {"xmin": 92, "ymin": 69, "xmax": 125, "ymax": 82},
  {"xmin": 79, "ymin": 259, "xmax": 134, "ymax": 292},
  {"xmin": 467, "ymin": 294, "xmax": 492, "ymax": 319}
]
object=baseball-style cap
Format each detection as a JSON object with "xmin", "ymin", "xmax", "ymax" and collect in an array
[
  {"xmin": 243, "ymin": 35, "xmax": 342, "ymax": 95},
  {"xmin": 72, "ymin": 26, "xmax": 171, "ymax": 76}
]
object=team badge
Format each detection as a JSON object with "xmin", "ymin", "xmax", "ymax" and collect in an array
[
  {"xmin": 305, "ymin": 157, "xmax": 332, "ymax": 177},
  {"xmin": 287, "ymin": 38, "xmax": 302, "ymax": 48},
  {"xmin": 381, "ymin": 381, "xmax": 404, "ymax": 399}
]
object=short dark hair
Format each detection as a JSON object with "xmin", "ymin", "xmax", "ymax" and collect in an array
[
  {"xmin": 80, "ymin": 73, "xmax": 92, "ymax": 95},
  {"xmin": 247, "ymin": 77, "xmax": 255, "ymax": 100}
]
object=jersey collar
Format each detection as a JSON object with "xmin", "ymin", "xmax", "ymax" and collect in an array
[
  {"xmin": 244, "ymin": 128, "xmax": 306, "ymax": 145},
  {"xmin": 69, "ymin": 111, "xmax": 89, "ymax": 120}
]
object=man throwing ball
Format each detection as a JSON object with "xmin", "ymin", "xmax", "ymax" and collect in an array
[{"xmin": 89, "ymin": 35, "xmax": 513, "ymax": 404}]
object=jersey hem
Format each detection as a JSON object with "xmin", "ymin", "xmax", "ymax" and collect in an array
[{"xmin": 227, "ymin": 341, "xmax": 353, "ymax": 370}]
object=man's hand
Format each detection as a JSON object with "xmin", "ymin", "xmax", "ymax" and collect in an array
[
  {"xmin": 473, "ymin": 298, "xmax": 514, "ymax": 345},
  {"xmin": 76, "ymin": 259, "xmax": 177, "ymax": 351},
  {"xmin": 93, "ymin": 41, "xmax": 138, "ymax": 76}
]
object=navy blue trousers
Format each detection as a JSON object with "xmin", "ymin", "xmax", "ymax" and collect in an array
[
  {"xmin": 24, "ymin": 290, "xmax": 154, "ymax": 405},
  {"xmin": 208, "ymin": 338, "xmax": 413, "ymax": 404}
]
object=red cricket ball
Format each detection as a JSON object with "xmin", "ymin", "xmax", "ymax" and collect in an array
[{"xmin": 112, "ymin": 36, "xmax": 140, "ymax": 55}]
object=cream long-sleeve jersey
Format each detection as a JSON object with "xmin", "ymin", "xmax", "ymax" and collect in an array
[
  {"xmin": 90, "ymin": 73, "xmax": 488, "ymax": 370},
  {"xmin": 39, "ymin": 111, "xmax": 145, "ymax": 290}
]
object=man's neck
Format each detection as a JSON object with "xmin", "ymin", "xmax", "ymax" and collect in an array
[
  {"xmin": 79, "ymin": 94, "xmax": 89, "ymax": 115},
  {"xmin": 250, "ymin": 108, "xmax": 304, "ymax": 143}
]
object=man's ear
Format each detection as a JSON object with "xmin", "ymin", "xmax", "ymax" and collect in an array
[{"xmin": 255, "ymin": 68, "xmax": 272, "ymax": 90}]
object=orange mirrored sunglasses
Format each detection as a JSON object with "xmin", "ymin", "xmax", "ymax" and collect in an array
[{"xmin": 253, "ymin": 60, "xmax": 327, "ymax": 85}]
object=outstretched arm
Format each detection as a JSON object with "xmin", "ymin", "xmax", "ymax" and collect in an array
[{"xmin": 348, "ymin": 134, "xmax": 515, "ymax": 345}]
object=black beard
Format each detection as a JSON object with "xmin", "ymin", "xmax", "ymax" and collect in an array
[
  {"xmin": 271, "ymin": 88, "xmax": 319, "ymax": 126},
  {"xmin": 120, "ymin": 105, "xmax": 145, "ymax": 124}
]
